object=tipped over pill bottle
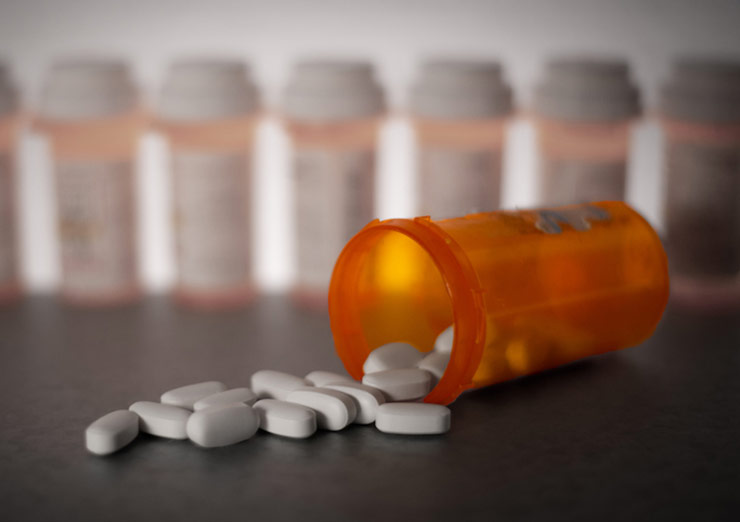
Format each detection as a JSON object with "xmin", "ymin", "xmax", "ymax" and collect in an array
[
  {"xmin": 0, "ymin": 64, "xmax": 21, "ymax": 302},
  {"xmin": 533, "ymin": 59, "xmax": 640, "ymax": 205},
  {"xmin": 410, "ymin": 60, "xmax": 513, "ymax": 218},
  {"xmin": 329, "ymin": 202, "xmax": 669, "ymax": 404},
  {"xmin": 157, "ymin": 59, "xmax": 260, "ymax": 308},
  {"xmin": 282, "ymin": 60, "xmax": 385, "ymax": 306},
  {"xmin": 36, "ymin": 59, "xmax": 144, "ymax": 305},
  {"xmin": 659, "ymin": 58, "xmax": 740, "ymax": 309}
]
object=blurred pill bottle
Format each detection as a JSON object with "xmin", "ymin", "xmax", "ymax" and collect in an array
[
  {"xmin": 0, "ymin": 64, "xmax": 21, "ymax": 303},
  {"xmin": 659, "ymin": 58, "xmax": 740, "ymax": 310},
  {"xmin": 532, "ymin": 59, "xmax": 641, "ymax": 205},
  {"xmin": 409, "ymin": 60, "xmax": 513, "ymax": 218},
  {"xmin": 281, "ymin": 60, "xmax": 385, "ymax": 307},
  {"xmin": 157, "ymin": 60, "xmax": 261, "ymax": 308},
  {"xmin": 329, "ymin": 202, "xmax": 669, "ymax": 405},
  {"xmin": 36, "ymin": 59, "xmax": 144, "ymax": 305}
]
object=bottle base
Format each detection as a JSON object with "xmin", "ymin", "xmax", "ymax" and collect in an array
[
  {"xmin": 290, "ymin": 286, "xmax": 328, "ymax": 310},
  {"xmin": 670, "ymin": 275, "xmax": 740, "ymax": 312},
  {"xmin": 173, "ymin": 286, "xmax": 256, "ymax": 310},
  {"xmin": 60, "ymin": 286, "xmax": 142, "ymax": 307}
]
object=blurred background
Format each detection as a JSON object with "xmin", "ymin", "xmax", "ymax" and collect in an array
[{"xmin": 0, "ymin": 0, "xmax": 738, "ymax": 297}]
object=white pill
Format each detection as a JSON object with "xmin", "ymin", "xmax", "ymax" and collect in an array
[
  {"xmin": 129, "ymin": 401, "xmax": 191, "ymax": 439},
  {"xmin": 286, "ymin": 388, "xmax": 357, "ymax": 431},
  {"xmin": 324, "ymin": 382, "xmax": 386, "ymax": 424},
  {"xmin": 85, "ymin": 410, "xmax": 139, "ymax": 456},
  {"xmin": 362, "ymin": 368, "xmax": 432, "ymax": 401},
  {"xmin": 362, "ymin": 342, "xmax": 424, "ymax": 374},
  {"xmin": 375, "ymin": 403, "xmax": 451, "ymax": 435},
  {"xmin": 186, "ymin": 403, "xmax": 260, "ymax": 448},
  {"xmin": 416, "ymin": 351, "xmax": 450, "ymax": 382},
  {"xmin": 253, "ymin": 399, "xmax": 317, "ymax": 439},
  {"xmin": 304, "ymin": 370, "xmax": 354, "ymax": 387},
  {"xmin": 160, "ymin": 381, "xmax": 227, "ymax": 410},
  {"xmin": 250, "ymin": 370, "xmax": 309, "ymax": 400},
  {"xmin": 193, "ymin": 388, "xmax": 257, "ymax": 411},
  {"xmin": 434, "ymin": 325, "xmax": 454, "ymax": 354}
]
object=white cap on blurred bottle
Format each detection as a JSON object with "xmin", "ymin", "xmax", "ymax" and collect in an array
[
  {"xmin": 39, "ymin": 58, "xmax": 138, "ymax": 120},
  {"xmin": 409, "ymin": 59, "xmax": 513, "ymax": 119},
  {"xmin": 0, "ymin": 63, "xmax": 19, "ymax": 117},
  {"xmin": 158, "ymin": 59, "xmax": 260, "ymax": 121},
  {"xmin": 660, "ymin": 58, "xmax": 740, "ymax": 124},
  {"xmin": 282, "ymin": 59, "xmax": 385, "ymax": 122},
  {"xmin": 534, "ymin": 58, "xmax": 640, "ymax": 122}
]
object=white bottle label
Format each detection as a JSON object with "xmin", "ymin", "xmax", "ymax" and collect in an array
[
  {"xmin": 173, "ymin": 151, "xmax": 252, "ymax": 292},
  {"xmin": 293, "ymin": 147, "xmax": 375, "ymax": 291},
  {"xmin": 665, "ymin": 141, "xmax": 740, "ymax": 277},
  {"xmin": 540, "ymin": 159, "xmax": 626, "ymax": 206},
  {"xmin": 419, "ymin": 147, "xmax": 502, "ymax": 219},
  {"xmin": 0, "ymin": 153, "xmax": 16, "ymax": 287},
  {"xmin": 56, "ymin": 160, "xmax": 137, "ymax": 296}
]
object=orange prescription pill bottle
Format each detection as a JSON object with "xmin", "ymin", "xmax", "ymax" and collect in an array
[
  {"xmin": 329, "ymin": 202, "xmax": 668, "ymax": 405},
  {"xmin": 410, "ymin": 60, "xmax": 513, "ymax": 218},
  {"xmin": 282, "ymin": 60, "xmax": 386, "ymax": 307},
  {"xmin": 36, "ymin": 59, "xmax": 144, "ymax": 305},
  {"xmin": 0, "ymin": 64, "xmax": 21, "ymax": 303},
  {"xmin": 658, "ymin": 58, "xmax": 740, "ymax": 309},
  {"xmin": 157, "ymin": 59, "xmax": 261, "ymax": 308},
  {"xmin": 533, "ymin": 59, "xmax": 641, "ymax": 206}
]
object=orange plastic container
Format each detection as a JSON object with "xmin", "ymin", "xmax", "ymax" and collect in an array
[{"xmin": 329, "ymin": 202, "xmax": 669, "ymax": 405}]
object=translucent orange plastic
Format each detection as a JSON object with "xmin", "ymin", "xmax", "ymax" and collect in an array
[{"xmin": 328, "ymin": 201, "xmax": 669, "ymax": 405}]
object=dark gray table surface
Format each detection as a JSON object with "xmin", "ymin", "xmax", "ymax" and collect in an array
[{"xmin": 0, "ymin": 295, "xmax": 738, "ymax": 522}]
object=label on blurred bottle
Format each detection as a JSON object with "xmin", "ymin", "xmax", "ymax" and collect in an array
[
  {"xmin": 666, "ymin": 141, "xmax": 740, "ymax": 277},
  {"xmin": 56, "ymin": 160, "xmax": 137, "ymax": 296},
  {"xmin": 0, "ymin": 153, "xmax": 16, "ymax": 287},
  {"xmin": 540, "ymin": 159, "xmax": 626, "ymax": 206},
  {"xmin": 419, "ymin": 147, "xmax": 501, "ymax": 219},
  {"xmin": 173, "ymin": 151, "xmax": 252, "ymax": 293},
  {"xmin": 293, "ymin": 147, "xmax": 375, "ymax": 292}
]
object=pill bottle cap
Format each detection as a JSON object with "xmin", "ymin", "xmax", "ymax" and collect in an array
[
  {"xmin": 409, "ymin": 59, "xmax": 513, "ymax": 119},
  {"xmin": 159, "ymin": 59, "xmax": 260, "ymax": 121},
  {"xmin": 0, "ymin": 63, "xmax": 19, "ymax": 117},
  {"xmin": 534, "ymin": 58, "xmax": 640, "ymax": 122},
  {"xmin": 659, "ymin": 57, "xmax": 740, "ymax": 124},
  {"xmin": 282, "ymin": 59, "xmax": 385, "ymax": 122},
  {"xmin": 39, "ymin": 58, "xmax": 138, "ymax": 120}
]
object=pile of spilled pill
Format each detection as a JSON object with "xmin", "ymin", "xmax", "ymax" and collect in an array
[{"xmin": 85, "ymin": 326, "xmax": 455, "ymax": 455}]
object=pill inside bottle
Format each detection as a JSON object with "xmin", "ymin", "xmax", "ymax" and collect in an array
[{"xmin": 329, "ymin": 202, "xmax": 669, "ymax": 405}]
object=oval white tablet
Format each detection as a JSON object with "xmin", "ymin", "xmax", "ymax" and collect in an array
[
  {"xmin": 434, "ymin": 325, "xmax": 454, "ymax": 354},
  {"xmin": 253, "ymin": 399, "xmax": 317, "ymax": 439},
  {"xmin": 250, "ymin": 370, "xmax": 309, "ymax": 400},
  {"xmin": 186, "ymin": 403, "xmax": 260, "ymax": 448},
  {"xmin": 416, "ymin": 351, "xmax": 450, "ymax": 382},
  {"xmin": 85, "ymin": 410, "xmax": 139, "ymax": 456},
  {"xmin": 160, "ymin": 381, "xmax": 227, "ymax": 410},
  {"xmin": 375, "ymin": 403, "xmax": 451, "ymax": 435},
  {"xmin": 304, "ymin": 370, "xmax": 354, "ymax": 387},
  {"xmin": 362, "ymin": 368, "xmax": 432, "ymax": 401},
  {"xmin": 193, "ymin": 388, "xmax": 257, "ymax": 411},
  {"xmin": 363, "ymin": 342, "xmax": 424, "ymax": 374},
  {"xmin": 129, "ymin": 401, "xmax": 191, "ymax": 439},
  {"xmin": 324, "ymin": 382, "xmax": 386, "ymax": 424},
  {"xmin": 286, "ymin": 388, "xmax": 357, "ymax": 431}
]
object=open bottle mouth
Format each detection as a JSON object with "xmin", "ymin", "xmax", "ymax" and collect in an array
[{"xmin": 328, "ymin": 217, "xmax": 486, "ymax": 405}]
